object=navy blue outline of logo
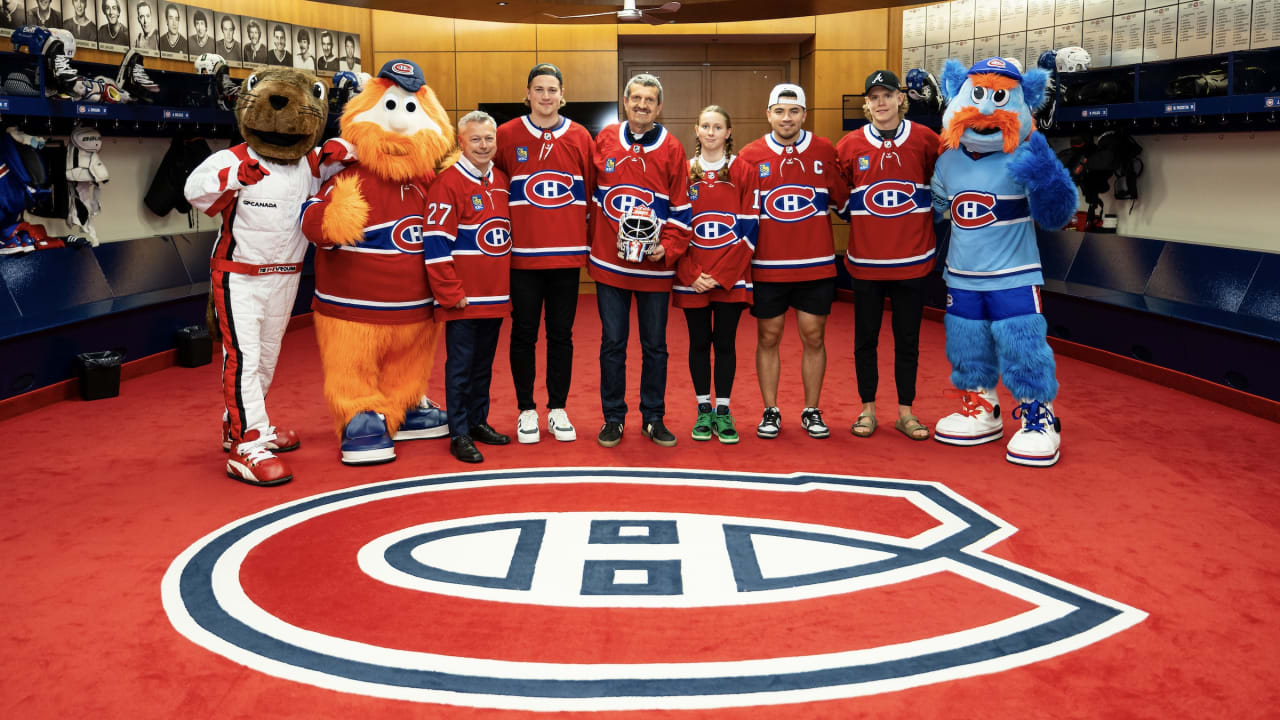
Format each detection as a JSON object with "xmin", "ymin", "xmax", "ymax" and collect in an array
[{"xmin": 163, "ymin": 468, "xmax": 1145, "ymax": 711}]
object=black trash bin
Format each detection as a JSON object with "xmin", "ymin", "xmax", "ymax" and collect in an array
[
  {"xmin": 175, "ymin": 324, "xmax": 213, "ymax": 368},
  {"xmin": 76, "ymin": 350, "xmax": 124, "ymax": 401}
]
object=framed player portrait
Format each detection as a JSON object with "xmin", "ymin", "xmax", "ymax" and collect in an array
[
  {"xmin": 339, "ymin": 32, "xmax": 360, "ymax": 73},
  {"xmin": 240, "ymin": 15, "xmax": 267, "ymax": 67},
  {"xmin": 266, "ymin": 21, "xmax": 291, "ymax": 67},
  {"xmin": 0, "ymin": 0, "xmax": 25, "ymax": 38},
  {"xmin": 128, "ymin": 0, "xmax": 158, "ymax": 56},
  {"xmin": 185, "ymin": 5, "xmax": 213, "ymax": 57},
  {"xmin": 157, "ymin": 1, "xmax": 186, "ymax": 60},
  {"xmin": 62, "ymin": 0, "xmax": 96, "ymax": 45},
  {"xmin": 27, "ymin": 0, "xmax": 61, "ymax": 29},
  {"xmin": 314, "ymin": 28, "xmax": 339, "ymax": 75},
  {"xmin": 95, "ymin": 0, "xmax": 128, "ymax": 51},
  {"xmin": 292, "ymin": 25, "xmax": 317, "ymax": 73},
  {"xmin": 213, "ymin": 11, "xmax": 239, "ymax": 68}
]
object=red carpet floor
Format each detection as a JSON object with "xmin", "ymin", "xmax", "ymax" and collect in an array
[{"xmin": 3, "ymin": 295, "xmax": 1279, "ymax": 718}]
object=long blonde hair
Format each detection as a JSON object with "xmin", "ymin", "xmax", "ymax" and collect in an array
[{"xmin": 689, "ymin": 105, "xmax": 734, "ymax": 185}]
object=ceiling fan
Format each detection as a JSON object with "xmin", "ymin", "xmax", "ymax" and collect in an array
[{"xmin": 543, "ymin": 1, "xmax": 682, "ymax": 25}]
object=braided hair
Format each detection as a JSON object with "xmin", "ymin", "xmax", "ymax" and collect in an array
[{"xmin": 689, "ymin": 105, "xmax": 734, "ymax": 185}]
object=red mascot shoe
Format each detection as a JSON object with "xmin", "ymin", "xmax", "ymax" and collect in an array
[{"xmin": 226, "ymin": 429, "xmax": 294, "ymax": 486}]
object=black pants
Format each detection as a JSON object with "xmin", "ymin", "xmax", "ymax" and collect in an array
[
  {"xmin": 445, "ymin": 317, "xmax": 503, "ymax": 438},
  {"xmin": 852, "ymin": 276, "xmax": 926, "ymax": 406},
  {"xmin": 683, "ymin": 302, "xmax": 746, "ymax": 400},
  {"xmin": 509, "ymin": 267, "xmax": 580, "ymax": 411}
]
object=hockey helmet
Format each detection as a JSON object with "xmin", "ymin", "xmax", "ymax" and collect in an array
[
  {"xmin": 1002, "ymin": 56, "xmax": 1024, "ymax": 73},
  {"xmin": 1056, "ymin": 46, "xmax": 1091, "ymax": 73},
  {"xmin": 9, "ymin": 25, "xmax": 51, "ymax": 56},
  {"xmin": 904, "ymin": 68, "xmax": 942, "ymax": 112},
  {"xmin": 1037, "ymin": 50, "xmax": 1058, "ymax": 72},
  {"xmin": 194, "ymin": 53, "xmax": 227, "ymax": 75},
  {"xmin": 47, "ymin": 28, "xmax": 76, "ymax": 58},
  {"xmin": 616, "ymin": 204, "xmax": 661, "ymax": 263}
]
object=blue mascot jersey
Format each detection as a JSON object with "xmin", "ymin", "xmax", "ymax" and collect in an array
[{"xmin": 932, "ymin": 149, "xmax": 1044, "ymax": 292}]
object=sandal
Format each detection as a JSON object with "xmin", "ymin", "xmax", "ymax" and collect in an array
[
  {"xmin": 850, "ymin": 413, "xmax": 877, "ymax": 438},
  {"xmin": 895, "ymin": 414, "xmax": 930, "ymax": 441}
]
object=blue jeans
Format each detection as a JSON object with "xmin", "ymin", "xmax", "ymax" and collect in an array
[
  {"xmin": 445, "ymin": 317, "xmax": 503, "ymax": 438},
  {"xmin": 596, "ymin": 282, "xmax": 669, "ymax": 424}
]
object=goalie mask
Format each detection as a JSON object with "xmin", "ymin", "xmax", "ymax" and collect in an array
[
  {"xmin": 617, "ymin": 204, "xmax": 660, "ymax": 263},
  {"xmin": 905, "ymin": 68, "xmax": 942, "ymax": 113}
]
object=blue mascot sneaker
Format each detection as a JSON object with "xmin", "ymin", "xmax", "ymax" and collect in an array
[
  {"xmin": 394, "ymin": 397, "xmax": 449, "ymax": 441},
  {"xmin": 341, "ymin": 411, "xmax": 396, "ymax": 465}
]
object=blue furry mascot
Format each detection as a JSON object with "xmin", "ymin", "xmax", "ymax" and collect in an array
[{"xmin": 931, "ymin": 57, "xmax": 1076, "ymax": 467}]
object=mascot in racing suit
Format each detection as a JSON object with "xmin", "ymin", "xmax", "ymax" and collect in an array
[
  {"xmin": 185, "ymin": 66, "xmax": 354, "ymax": 486},
  {"xmin": 930, "ymin": 57, "xmax": 1076, "ymax": 467},
  {"xmin": 300, "ymin": 59, "xmax": 457, "ymax": 465}
]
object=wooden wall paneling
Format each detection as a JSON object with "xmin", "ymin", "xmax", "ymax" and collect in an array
[
  {"xmin": 800, "ymin": 47, "xmax": 816, "ymax": 101},
  {"xmin": 454, "ymin": 18, "xmax": 537, "ymax": 51},
  {"xmin": 814, "ymin": 9, "xmax": 888, "ymax": 50},
  {"xmin": 536, "ymin": 23, "xmax": 616, "ymax": 51},
  {"xmin": 619, "ymin": 44, "xmax": 707, "ymax": 63},
  {"xmin": 456, "ymin": 51, "xmax": 538, "ymax": 110},
  {"xmin": 618, "ymin": 22, "xmax": 717, "ymax": 36},
  {"xmin": 813, "ymin": 49, "xmax": 886, "ymax": 109},
  {"xmin": 372, "ymin": 51, "xmax": 458, "ymax": 109},
  {"xmin": 716, "ymin": 16, "xmax": 815, "ymax": 35},
  {"xmin": 710, "ymin": 66, "xmax": 790, "ymax": 121},
  {"xmin": 705, "ymin": 43, "xmax": 797, "ymax": 63},
  {"xmin": 810, "ymin": 107, "xmax": 846, "ymax": 143},
  {"xmin": 372, "ymin": 11, "xmax": 454, "ymax": 52},
  {"xmin": 537, "ymin": 51, "xmax": 619, "ymax": 102}
]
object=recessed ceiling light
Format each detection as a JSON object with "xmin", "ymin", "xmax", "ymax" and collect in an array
[{"xmin": 497, "ymin": 1, "xmax": 507, "ymax": 5}]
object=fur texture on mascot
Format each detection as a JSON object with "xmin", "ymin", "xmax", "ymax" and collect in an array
[
  {"xmin": 300, "ymin": 59, "xmax": 457, "ymax": 466},
  {"xmin": 930, "ymin": 57, "xmax": 1076, "ymax": 467},
  {"xmin": 185, "ymin": 66, "xmax": 354, "ymax": 486}
]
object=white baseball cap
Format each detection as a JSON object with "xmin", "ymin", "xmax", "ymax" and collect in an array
[{"xmin": 768, "ymin": 83, "xmax": 806, "ymax": 109}]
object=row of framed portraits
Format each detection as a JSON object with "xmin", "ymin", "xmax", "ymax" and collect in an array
[{"xmin": 0, "ymin": 0, "xmax": 362, "ymax": 75}]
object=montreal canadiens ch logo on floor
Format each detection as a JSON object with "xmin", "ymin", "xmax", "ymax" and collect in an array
[{"xmin": 162, "ymin": 468, "xmax": 1145, "ymax": 711}]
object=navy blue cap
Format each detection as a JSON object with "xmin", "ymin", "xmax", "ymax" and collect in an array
[
  {"xmin": 378, "ymin": 59, "xmax": 425, "ymax": 92},
  {"xmin": 967, "ymin": 56, "xmax": 1023, "ymax": 82}
]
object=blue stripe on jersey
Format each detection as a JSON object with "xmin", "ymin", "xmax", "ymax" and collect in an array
[
  {"xmin": 846, "ymin": 184, "xmax": 933, "ymax": 217},
  {"xmin": 846, "ymin": 248, "xmax": 936, "ymax": 268},
  {"xmin": 752, "ymin": 257, "xmax": 835, "ymax": 269}
]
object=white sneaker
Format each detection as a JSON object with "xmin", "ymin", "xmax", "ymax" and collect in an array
[
  {"xmin": 934, "ymin": 388, "xmax": 1003, "ymax": 446},
  {"xmin": 517, "ymin": 409, "xmax": 540, "ymax": 444},
  {"xmin": 547, "ymin": 408, "xmax": 577, "ymax": 442},
  {"xmin": 1006, "ymin": 400, "xmax": 1061, "ymax": 467}
]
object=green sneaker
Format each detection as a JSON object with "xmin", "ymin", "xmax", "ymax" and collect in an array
[
  {"xmin": 691, "ymin": 411, "xmax": 715, "ymax": 441},
  {"xmin": 712, "ymin": 410, "xmax": 740, "ymax": 444}
]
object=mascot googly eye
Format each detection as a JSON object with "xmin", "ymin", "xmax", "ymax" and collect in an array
[
  {"xmin": 245, "ymin": 74, "xmax": 260, "ymax": 93},
  {"xmin": 311, "ymin": 81, "xmax": 326, "ymax": 102}
]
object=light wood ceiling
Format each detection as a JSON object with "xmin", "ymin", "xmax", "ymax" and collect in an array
[{"xmin": 325, "ymin": 0, "xmax": 909, "ymax": 25}]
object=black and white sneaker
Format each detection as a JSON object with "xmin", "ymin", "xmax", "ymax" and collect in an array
[
  {"xmin": 597, "ymin": 421, "xmax": 624, "ymax": 448},
  {"xmin": 641, "ymin": 419, "xmax": 677, "ymax": 447},
  {"xmin": 757, "ymin": 407, "xmax": 782, "ymax": 439},
  {"xmin": 800, "ymin": 407, "xmax": 830, "ymax": 439},
  {"xmin": 117, "ymin": 49, "xmax": 159, "ymax": 98}
]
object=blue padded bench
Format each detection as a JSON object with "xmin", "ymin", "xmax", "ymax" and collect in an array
[
  {"xmin": 0, "ymin": 232, "xmax": 317, "ymax": 399},
  {"xmin": 1033, "ymin": 230, "xmax": 1280, "ymax": 401}
]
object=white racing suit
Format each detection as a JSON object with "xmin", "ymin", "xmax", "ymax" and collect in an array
[{"xmin": 184, "ymin": 142, "xmax": 349, "ymax": 444}]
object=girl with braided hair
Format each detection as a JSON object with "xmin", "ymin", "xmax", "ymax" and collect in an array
[{"xmin": 674, "ymin": 106, "xmax": 755, "ymax": 444}]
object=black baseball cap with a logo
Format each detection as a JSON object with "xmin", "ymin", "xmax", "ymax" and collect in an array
[{"xmin": 864, "ymin": 70, "xmax": 901, "ymax": 93}]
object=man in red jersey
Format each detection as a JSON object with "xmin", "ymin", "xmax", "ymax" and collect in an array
[
  {"xmin": 836, "ymin": 70, "xmax": 941, "ymax": 442},
  {"xmin": 735, "ymin": 83, "xmax": 849, "ymax": 441},
  {"xmin": 494, "ymin": 63, "xmax": 593, "ymax": 446},
  {"xmin": 587, "ymin": 72, "xmax": 692, "ymax": 448},
  {"xmin": 425, "ymin": 111, "xmax": 514, "ymax": 464}
]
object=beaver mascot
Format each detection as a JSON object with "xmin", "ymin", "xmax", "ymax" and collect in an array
[
  {"xmin": 300, "ymin": 59, "xmax": 456, "ymax": 465},
  {"xmin": 186, "ymin": 66, "xmax": 354, "ymax": 486},
  {"xmin": 930, "ymin": 57, "xmax": 1076, "ymax": 467}
]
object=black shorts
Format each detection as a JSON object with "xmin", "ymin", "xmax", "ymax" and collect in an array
[{"xmin": 750, "ymin": 278, "xmax": 836, "ymax": 319}]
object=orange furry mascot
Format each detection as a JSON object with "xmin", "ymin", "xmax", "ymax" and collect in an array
[{"xmin": 300, "ymin": 60, "xmax": 458, "ymax": 465}]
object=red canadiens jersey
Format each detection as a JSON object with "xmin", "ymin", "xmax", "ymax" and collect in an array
[
  {"xmin": 423, "ymin": 159, "xmax": 513, "ymax": 322},
  {"xmin": 587, "ymin": 123, "xmax": 692, "ymax": 293},
  {"xmin": 301, "ymin": 165, "xmax": 433, "ymax": 325},
  {"xmin": 835, "ymin": 120, "xmax": 940, "ymax": 280},
  {"xmin": 494, "ymin": 115, "xmax": 594, "ymax": 270},
  {"xmin": 673, "ymin": 157, "xmax": 755, "ymax": 309},
  {"xmin": 735, "ymin": 131, "xmax": 849, "ymax": 283}
]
